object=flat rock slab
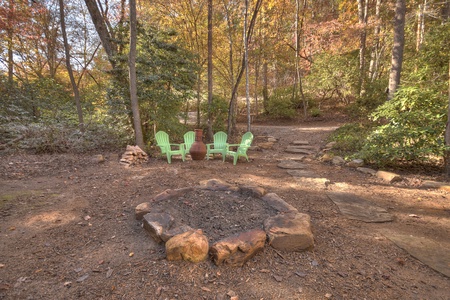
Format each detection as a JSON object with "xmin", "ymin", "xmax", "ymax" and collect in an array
[
  {"xmin": 421, "ymin": 180, "xmax": 450, "ymax": 192},
  {"xmin": 277, "ymin": 161, "xmax": 308, "ymax": 169},
  {"xmin": 262, "ymin": 193, "xmax": 298, "ymax": 213},
  {"xmin": 287, "ymin": 170, "xmax": 318, "ymax": 178},
  {"xmin": 326, "ymin": 192, "xmax": 393, "ymax": 223},
  {"xmin": 383, "ymin": 231, "xmax": 450, "ymax": 278},
  {"xmin": 294, "ymin": 177, "xmax": 330, "ymax": 189},
  {"xmin": 292, "ymin": 140, "xmax": 309, "ymax": 145},
  {"xmin": 278, "ymin": 155, "xmax": 306, "ymax": 161},
  {"xmin": 285, "ymin": 147, "xmax": 314, "ymax": 155}
]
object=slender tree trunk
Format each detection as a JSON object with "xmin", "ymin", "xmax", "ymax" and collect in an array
[
  {"xmin": 244, "ymin": 0, "xmax": 251, "ymax": 132},
  {"xmin": 358, "ymin": 0, "xmax": 368, "ymax": 96},
  {"xmin": 254, "ymin": 58, "xmax": 260, "ymax": 117},
  {"xmin": 128, "ymin": 0, "xmax": 144, "ymax": 149},
  {"xmin": 84, "ymin": 0, "xmax": 117, "ymax": 68},
  {"xmin": 59, "ymin": 0, "xmax": 85, "ymax": 133},
  {"xmin": 369, "ymin": 0, "xmax": 382, "ymax": 82},
  {"xmin": 388, "ymin": 0, "xmax": 406, "ymax": 100},
  {"xmin": 262, "ymin": 62, "xmax": 268, "ymax": 114},
  {"xmin": 227, "ymin": 0, "xmax": 262, "ymax": 136},
  {"xmin": 196, "ymin": 70, "xmax": 202, "ymax": 128},
  {"xmin": 445, "ymin": 60, "xmax": 450, "ymax": 175},
  {"xmin": 223, "ymin": 0, "xmax": 235, "ymax": 135},
  {"xmin": 207, "ymin": 0, "xmax": 214, "ymax": 139},
  {"xmin": 293, "ymin": 0, "xmax": 307, "ymax": 117},
  {"xmin": 7, "ymin": 0, "xmax": 14, "ymax": 85},
  {"xmin": 416, "ymin": 0, "xmax": 426, "ymax": 51}
]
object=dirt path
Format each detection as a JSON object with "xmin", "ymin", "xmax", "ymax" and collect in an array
[{"xmin": 0, "ymin": 122, "xmax": 449, "ymax": 300}]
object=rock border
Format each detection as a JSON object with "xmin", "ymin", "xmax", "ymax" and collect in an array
[{"xmin": 135, "ymin": 179, "xmax": 314, "ymax": 267}]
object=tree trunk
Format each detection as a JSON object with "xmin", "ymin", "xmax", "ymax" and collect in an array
[
  {"xmin": 358, "ymin": 0, "xmax": 368, "ymax": 96},
  {"xmin": 223, "ymin": 0, "xmax": 235, "ymax": 135},
  {"xmin": 7, "ymin": 0, "xmax": 14, "ymax": 85},
  {"xmin": 227, "ymin": 0, "xmax": 262, "ymax": 136},
  {"xmin": 369, "ymin": 0, "xmax": 382, "ymax": 82},
  {"xmin": 128, "ymin": 0, "xmax": 144, "ymax": 149},
  {"xmin": 293, "ymin": 0, "xmax": 307, "ymax": 117},
  {"xmin": 59, "ymin": 0, "xmax": 85, "ymax": 133},
  {"xmin": 387, "ymin": 0, "xmax": 406, "ymax": 100},
  {"xmin": 416, "ymin": 1, "xmax": 426, "ymax": 51},
  {"xmin": 262, "ymin": 61, "xmax": 269, "ymax": 114},
  {"xmin": 84, "ymin": 0, "xmax": 117, "ymax": 68},
  {"xmin": 207, "ymin": 0, "xmax": 214, "ymax": 140},
  {"xmin": 244, "ymin": 0, "xmax": 251, "ymax": 132},
  {"xmin": 445, "ymin": 60, "xmax": 450, "ymax": 175}
]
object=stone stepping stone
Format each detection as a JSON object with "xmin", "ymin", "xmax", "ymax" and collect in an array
[
  {"xmin": 277, "ymin": 155, "xmax": 306, "ymax": 162},
  {"xmin": 383, "ymin": 231, "xmax": 450, "ymax": 278},
  {"xmin": 294, "ymin": 177, "xmax": 330, "ymax": 189},
  {"xmin": 285, "ymin": 147, "xmax": 314, "ymax": 155},
  {"xmin": 289, "ymin": 145, "xmax": 317, "ymax": 150},
  {"xmin": 421, "ymin": 180, "xmax": 450, "ymax": 192},
  {"xmin": 277, "ymin": 161, "xmax": 308, "ymax": 169},
  {"xmin": 326, "ymin": 192, "xmax": 393, "ymax": 223},
  {"xmin": 287, "ymin": 170, "xmax": 318, "ymax": 178},
  {"xmin": 292, "ymin": 140, "xmax": 309, "ymax": 145}
]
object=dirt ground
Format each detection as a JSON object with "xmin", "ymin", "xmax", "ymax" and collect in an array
[{"xmin": 1, "ymin": 120, "xmax": 449, "ymax": 300}]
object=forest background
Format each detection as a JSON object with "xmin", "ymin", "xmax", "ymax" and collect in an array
[{"xmin": 0, "ymin": 0, "xmax": 449, "ymax": 171}]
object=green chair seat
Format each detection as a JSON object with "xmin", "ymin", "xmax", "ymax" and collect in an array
[
  {"xmin": 226, "ymin": 132, "xmax": 253, "ymax": 165},
  {"xmin": 155, "ymin": 131, "xmax": 186, "ymax": 164}
]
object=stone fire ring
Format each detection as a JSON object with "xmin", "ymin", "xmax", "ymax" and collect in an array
[{"xmin": 135, "ymin": 179, "xmax": 314, "ymax": 267}]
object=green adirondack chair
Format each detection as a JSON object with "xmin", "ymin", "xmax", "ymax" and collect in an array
[
  {"xmin": 183, "ymin": 131, "xmax": 195, "ymax": 155},
  {"xmin": 155, "ymin": 131, "xmax": 186, "ymax": 164},
  {"xmin": 226, "ymin": 132, "xmax": 253, "ymax": 165},
  {"xmin": 206, "ymin": 131, "xmax": 228, "ymax": 161}
]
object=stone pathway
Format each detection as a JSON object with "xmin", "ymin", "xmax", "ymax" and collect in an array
[{"xmin": 271, "ymin": 137, "xmax": 450, "ymax": 278}]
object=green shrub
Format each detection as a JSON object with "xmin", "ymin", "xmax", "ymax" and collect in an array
[
  {"xmin": 265, "ymin": 87, "xmax": 296, "ymax": 119},
  {"xmin": 329, "ymin": 122, "xmax": 374, "ymax": 158},
  {"xmin": 359, "ymin": 86, "xmax": 446, "ymax": 166}
]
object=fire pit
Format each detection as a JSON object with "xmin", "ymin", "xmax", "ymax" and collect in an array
[{"xmin": 135, "ymin": 179, "xmax": 314, "ymax": 267}]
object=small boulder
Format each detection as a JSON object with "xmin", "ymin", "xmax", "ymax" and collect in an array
[
  {"xmin": 161, "ymin": 225, "xmax": 194, "ymax": 243},
  {"xmin": 142, "ymin": 212, "xmax": 174, "ymax": 244},
  {"xmin": 331, "ymin": 156, "xmax": 345, "ymax": 166},
  {"xmin": 210, "ymin": 229, "xmax": 266, "ymax": 267},
  {"xmin": 264, "ymin": 212, "xmax": 314, "ymax": 252},
  {"xmin": 258, "ymin": 142, "xmax": 275, "ymax": 150},
  {"xmin": 239, "ymin": 185, "xmax": 266, "ymax": 198},
  {"xmin": 262, "ymin": 193, "xmax": 298, "ymax": 213},
  {"xmin": 135, "ymin": 202, "xmax": 152, "ymax": 220},
  {"xmin": 376, "ymin": 170, "xmax": 402, "ymax": 183},
  {"xmin": 165, "ymin": 229, "xmax": 209, "ymax": 263},
  {"xmin": 357, "ymin": 167, "xmax": 377, "ymax": 175},
  {"xmin": 199, "ymin": 179, "xmax": 239, "ymax": 192},
  {"xmin": 346, "ymin": 159, "xmax": 364, "ymax": 168}
]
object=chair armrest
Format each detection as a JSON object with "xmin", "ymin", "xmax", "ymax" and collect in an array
[{"xmin": 227, "ymin": 144, "xmax": 240, "ymax": 151}]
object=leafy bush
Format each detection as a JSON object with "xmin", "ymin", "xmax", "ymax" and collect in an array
[
  {"xmin": 1, "ymin": 121, "xmax": 131, "ymax": 154},
  {"xmin": 328, "ymin": 122, "xmax": 374, "ymax": 158},
  {"xmin": 265, "ymin": 87, "xmax": 297, "ymax": 119},
  {"xmin": 359, "ymin": 87, "xmax": 447, "ymax": 166}
]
